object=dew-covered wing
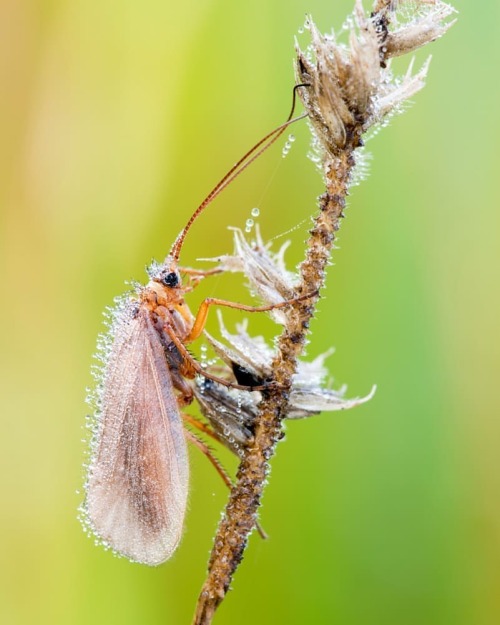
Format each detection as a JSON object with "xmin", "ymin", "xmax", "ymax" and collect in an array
[{"xmin": 84, "ymin": 305, "xmax": 189, "ymax": 566}]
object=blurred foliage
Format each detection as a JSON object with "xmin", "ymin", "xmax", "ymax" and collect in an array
[{"xmin": 1, "ymin": 0, "xmax": 499, "ymax": 624}]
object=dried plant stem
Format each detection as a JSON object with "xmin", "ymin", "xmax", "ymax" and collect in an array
[
  {"xmin": 193, "ymin": 0, "xmax": 456, "ymax": 617},
  {"xmin": 192, "ymin": 152, "xmax": 352, "ymax": 625}
]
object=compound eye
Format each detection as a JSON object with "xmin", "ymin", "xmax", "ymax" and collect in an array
[{"xmin": 161, "ymin": 271, "xmax": 180, "ymax": 288}]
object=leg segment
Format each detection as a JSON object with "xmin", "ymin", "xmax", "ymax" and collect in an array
[
  {"xmin": 179, "ymin": 266, "xmax": 224, "ymax": 278},
  {"xmin": 183, "ymin": 425, "xmax": 267, "ymax": 540},
  {"xmin": 183, "ymin": 427, "xmax": 233, "ymax": 491},
  {"xmin": 185, "ymin": 291, "xmax": 318, "ymax": 343},
  {"xmin": 182, "ymin": 413, "xmax": 221, "ymax": 445},
  {"xmin": 179, "ymin": 266, "xmax": 224, "ymax": 293}
]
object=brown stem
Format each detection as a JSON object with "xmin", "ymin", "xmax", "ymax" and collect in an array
[
  {"xmin": 192, "ymin": 150, "xmax": 353, "ymax": 625},
  {"xmin": 190, "ymin": 0, "xmax": 456, "ymax": 617}
]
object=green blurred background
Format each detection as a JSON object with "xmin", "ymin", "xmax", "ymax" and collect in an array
[{"xmin": 1, "ymin": 1, "xmax": 498, "ymax": 623}]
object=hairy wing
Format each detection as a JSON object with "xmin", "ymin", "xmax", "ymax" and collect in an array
[{"xmin": 85, "ymin": 307, "xmax": 189, "ymax": 565}]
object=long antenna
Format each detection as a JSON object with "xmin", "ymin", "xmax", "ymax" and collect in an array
[{"xmin": 169, "ymin": 87, "xmax": 307, "ymax": 263}]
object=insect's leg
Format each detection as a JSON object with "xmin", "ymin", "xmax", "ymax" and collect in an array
[
  {"xmin": 185, "ymin": 291, "xmax": 318, "ymax": 343},
  {"xmin": 179, "ymin": 266, "xmax": 224, "ymax": 293},
  {"xmin": 184, "ymin": 427, "xmax": 233, "ymax": 487},
  {"xmin": 168, "ymin": 369, "xmax": 195, "ymax": 407},
  {"xmin": 163, "ymin": 325, "xmax": 271, "ymax": 392},
  {"xmin": 179, "ymin": 266, "xmax": 224, "ymax": 278},
  {"xmin": 182, "ymin": 413, "xmax": 221, "ymax": 445},
  {"xmin": 183, "ymin": 426, "xmax": 267, "ymax": 540}
]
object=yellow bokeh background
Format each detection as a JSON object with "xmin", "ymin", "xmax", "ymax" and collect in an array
[{"xmin": 1, "ymin": 1, "xmax": 499, "ymax": 623}]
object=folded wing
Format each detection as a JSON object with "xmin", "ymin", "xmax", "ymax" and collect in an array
[{"xmin": 85, "ymin": 307, "xmax": 189, "ymax": 565}]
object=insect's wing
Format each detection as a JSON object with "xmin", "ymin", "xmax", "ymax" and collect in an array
[{"xmin": 85, "ymin": 307, "xmax": 189, "ymax": 566}]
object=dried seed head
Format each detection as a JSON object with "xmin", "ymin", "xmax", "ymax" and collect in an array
[
  {"xmin": 295, "ymin": 0, "xmax": 456, "ymax": 157},
  {"xmin": 208, "ymin": 313, "xmax": 275, "ymax": 381},
  {"xmin": 195, "ymin": 316, "xmax": 375, "ymax": 453}
]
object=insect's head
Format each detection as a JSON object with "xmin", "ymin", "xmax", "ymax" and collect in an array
[
  {"xmin": 155, "ymin": 267, "xmax": 181, "ymax": 290},
  {"xmin": 149, "ymin": 258, "xmax": 182, "ymax": 291},
  {"xmin": 160, "ymin": 271, "xmax": 181, "ymax": 289},
  {"xmin": 159, "ymin": 269, "xmax": 181, "ymax": 288}
]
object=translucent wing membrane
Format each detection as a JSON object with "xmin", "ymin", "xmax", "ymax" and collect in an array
[{"xmin": 84, "ymin": 307, "xmax": 189, "ymax": 566}]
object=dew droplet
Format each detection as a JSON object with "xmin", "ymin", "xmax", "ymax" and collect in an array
[
  {"xmin": 245, "ymin": 218, "xmax": 254, "ymax": 231},
  {"xmin": 251, "ymin": 207, "xmax": 260, "ymax": 217}
]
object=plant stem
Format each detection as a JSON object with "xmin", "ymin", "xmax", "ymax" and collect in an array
[
  {"xmin": 192, "ymin": 0, "xmax": 456, "ymax": 617},
  {"xmin": 192, "ymin": 151, "xmax": 353, "ymax": 625}
]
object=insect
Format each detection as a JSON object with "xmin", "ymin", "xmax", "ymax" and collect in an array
[{"xmin": 81, "ymin": 106, "xmax": 306, "ymax": 566}]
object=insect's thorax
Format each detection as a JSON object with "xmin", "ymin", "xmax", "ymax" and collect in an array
[{"xmin": 140, "ymin": 280, "xmax": 194, "ymax": 341}]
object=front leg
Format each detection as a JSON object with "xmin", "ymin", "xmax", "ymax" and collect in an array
[
  {"xmin": 179, "ymin": 266, "xmax": 224, "ymax": 293},
  {"xmin": 185, "ymin": 291, "xmax": 318, "ymax": 343}
]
